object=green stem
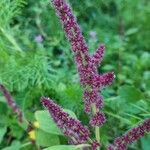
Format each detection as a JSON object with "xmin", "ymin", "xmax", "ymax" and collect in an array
[
  {"xmin": 95, "ymin": 126, "xmax": 100, "ymax": 144},
  {"xmin": 92, "ymin": 104, "xmax": 100, "ymax": 150}
]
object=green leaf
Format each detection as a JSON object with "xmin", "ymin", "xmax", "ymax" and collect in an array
[
  {"xmin": 43, "ymin": 144, "xmax": 91, "ymax": 150},
  {"xmin": 125, "ymin": 28, "xmax": 138, "ymax": 35},
  {"xmin": 0, "ymin": 96, "xmax": 6, "ymax": 103},
  {"xmin": 10, "ymin": 123, "xmax": 24, "ymax": 139},
  {"xmin": 2, "ymin": 141, "xmax": 21, "ymax": 150},
  {"xmin": 35, "ymin": 110, "xmax": 62, "ymax": 135},
  {"xmin": 141, "ymin": 135, "xmax": 150, "ymax": 150},
  {"xmin": 35, "ymin": 109, "xmax": 77, "ymax": 135},
  {"xmin": 35, "ymin": 129, "xmax": 60, "ymax": 147},
  {"xmin": 118, "ymin": 85, "xmax": 144, "ymax": 102},
  {"xmin": 43, "ymin": 145, "xmax": 77, "ymax": 150},
  {"xmin": 64, "ymin": 109, "xmax": 77, "ymax": 119},
  {"xmin": 0, "ymin": 127, "xmax": 6, "ymax": 144}
]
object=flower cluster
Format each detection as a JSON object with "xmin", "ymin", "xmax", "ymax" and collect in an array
[
  {"xmin": 51, "ymin": 0, "xmax": 115, "ymax": 128},
  {"xmin": 91, "ymin": 45, "xmax": 105, "ymax": 66},
  {"xmin": 50, "ymin": 0, "xmax": 115, "ymax": 148},
  {"xmin": 41, "ymin": 97, "xmax": 90, "ymax": 145},
  {"xmin": 0, "ymin": 84, "xmax": 23, "ymax": 122},
  {"xmin": 91, "ymin": 140, "xmax": 101, "ymax": 150},
  {"xmin": 43, "ymin": 0, "xmax": 150, "ymax": 150},
  {"xmin": 90, "ymin": 112, "xmax": 106, "ymax": 127},
  {"xmin": 107, "ymin": 118, "xmax": 150, "ymax": 150}
]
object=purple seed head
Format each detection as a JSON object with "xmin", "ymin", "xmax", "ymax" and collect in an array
[
  {"xmin": 91, "ymin": 140, "xmax": 101, "ymax": 150},
  {"xmin": 0, "ymin": 84, "xmax": 23, "ymax": 122},
  {"xmin": 41, "ymin": 97, "xmax": 90, "ymax": 144},
  {"xmin": 91, "ymin": 44, "xmax": 105, "ymax": 66},
  {"xmin": 83, "ymin": 90, "xmax": 103, "ymax": 113},
  {"xmin": 109, "ymin": 119, "xmax": 150, "ymax": 150},
  {"xmin": 90, "ymin": 112, "xmax": 106, "ymax": 127},
  {"xmin": 50, "ymin": 0, "xmax": 115, "ymax": 128}
]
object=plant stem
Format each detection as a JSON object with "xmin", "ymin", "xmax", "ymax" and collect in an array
[
  {"xmin": 92, "ymin": 104, "xmax": 100, "ymax": 150},
  {"xmin": 95, "ymin": 126, "xmax": 100, "ymax": 144}
]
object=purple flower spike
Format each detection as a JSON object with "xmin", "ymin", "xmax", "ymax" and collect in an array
[
  {"xmin": 51, "ymin": 0, "xmax": 89, "ymax": 54},
  {"xmin": 84, "ymin": 90, "xmax": 104, "ymax": 113},
  {"xmin": 93, "ymin": 72, "xmax": 115, "ymax": 89},
  {"xmin": 108, "ymin": 119, "xmax": 150, "ymax": 150},
  {"xmin": 91, "ymin": 140, "xmax": 100, "ymax": 150},
  {"xmin": 41, "ymin": 97, "xmax": 90, "ymax": 144},
  {"xmin": 91, "ymin": 44, "xmax": 105, "ymax": 66},
  {"xmin": 0, "ymin": 84, "xmax": 23, "ymax": 122},
  {"xmin": 143, "ymin": 118, "xmax": 150, "ymax": 132},
  {"xmin": 90, "ymin": 112, "xmax": 106, "ymax": 127},
  {"xmin": 51, "ymin": 0, "xmax": 115, "ymax": 117}
]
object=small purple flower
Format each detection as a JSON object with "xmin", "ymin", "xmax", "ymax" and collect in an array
[
  {"xmin": 35, "ymin": 35, "xmax": 43, "ymax": 43},
  {"xmin": 0, "ymin": 84, "xmax": 23, "ymax": 122},
  {"xmin": 90, "ymin": 112, "xmax": 106, "ymax": 127},
  {"xmin": 41, "ymin": 97, "xmax": 90, "ymax": 144},
  {"xmin": 89, "ymin": 31, "xmax": 97, "ymax": 41}
]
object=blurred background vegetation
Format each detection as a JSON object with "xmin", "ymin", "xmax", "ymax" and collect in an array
[{"xmin": 0, "ymin": 0, "xmax": 150, "ymax": 149}]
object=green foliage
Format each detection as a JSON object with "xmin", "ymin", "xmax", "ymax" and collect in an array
[
  {"xmin": 35, "ymin": 110, "xmax": 62, "ymax": 135},
  {"xmin": 35, "ymin": 129, "xmax": 60, "ymax": 147},
  {"xmin": 0, "ymin": 127, "xmax": 6, "ymax": 144},
  {"xmin": 118, "ymin": 85, "xmax": 144, "ymax": 102},
  {"xmin": 43, "ymin": 144, "xmax": 90, "ymax": 150},
  {"xmin": 0, "ymin": 0, "xmax": 149, "ymax": 149},
  {"xmin": 2, "ymin": 141, "xmax": 21, "ymax": 150},
  {"xmin": 35, "ymin": 110, "xmax": 77, "ymax": 135},
  {"xmin": 0, "ymin": 0, "xmax": 26, "ymax": 27},
  {"xmin": 44, "ymin": 145, "xmax": 77, "ymax": 150},
  {"xmin": 141, "ymin": 135, "xmax": 150, "ymax": 150}
]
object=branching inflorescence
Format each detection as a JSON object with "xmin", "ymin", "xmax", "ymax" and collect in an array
[
  {"xmin": 39, "ymin": 0, "xmax": 150, "ymax": 150},
  {"xmin": 0, "ymin": 0, "xmax": 149, "ymax": 149}
]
